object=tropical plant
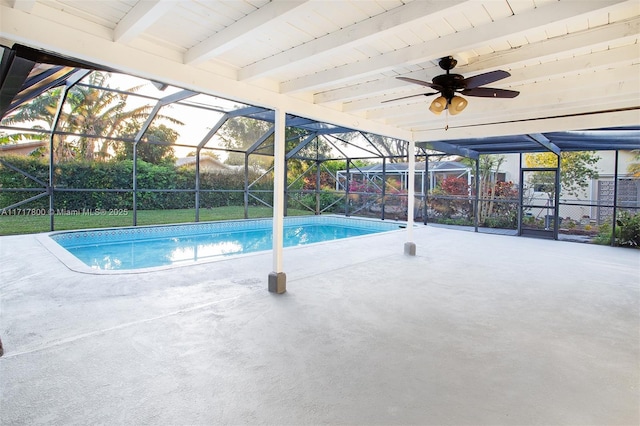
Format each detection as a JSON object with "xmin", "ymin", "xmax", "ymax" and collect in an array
[
  {"xmin": 459, "ymin": 154, "xmax": 520, "ymax": 226},
  {"xmin": 428, "ymin": 176, "xmax": 471, "ymax": 219},
  {"xmin": 440, "ymin": 175, "xmax": 469, "ymax": 196},
  {"xmin": 594, "ymin": 211, "xmax": 640, "ymax": 248},
  {"xmin": 616, "ymin": 211, "xmax": 640, "ymax": 247},
  {"xmin": 479, "ymin": 180, "xmax": 519, "ymax": 228},
  {"xmin": 1, "ymin": 72, "xmax": 181, "ymax": 162},
  {"xmin": 297, "ymin": 160, "xmax": 346, "ymax": 191},
  {"xmin": 474, "ymin": 155, "xmax": 505, "ymax": 221}
]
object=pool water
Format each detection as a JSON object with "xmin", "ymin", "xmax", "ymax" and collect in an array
[{"xmin": 50, "ymin": 216, "xmax": 402, "ymax": 270}]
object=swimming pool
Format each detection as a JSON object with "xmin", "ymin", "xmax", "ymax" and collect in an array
[{"xmin": 46, "ymin": 215, "xmax": 404, "ymax": 272}]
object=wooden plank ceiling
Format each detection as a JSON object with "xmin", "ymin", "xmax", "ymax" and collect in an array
[{"xmin": 0, "ymin": 0, "xmax": 638, "ymax": 143}]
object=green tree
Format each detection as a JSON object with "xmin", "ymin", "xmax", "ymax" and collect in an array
[
  {"xmin": 219, "ymin": 116, "xmax": 273, "ymax": 169},
  {"xmin": 1, "ymin": 72, "xmax": 178, "ymax": 162},
  {"xmin": 461, "ymin": 154, "xmax": 509, "ymax": 223},
  {"xmin": 1, "ymin": 85, "xmax": 70, "ymax": 159},
  {"xmin": 218, "ymin": 116, "xmax": 331, "ymax": 182},
  {"xmin": 524, "ymin": 151, "xmax": 600, "ymax": 198},
  {"xmin": 114, "ymin": 123, "xmax": 178, "ymax": 165},
  {"xmin": 350, "ymin": 133, "xmax": 407, "ymax": 163}
]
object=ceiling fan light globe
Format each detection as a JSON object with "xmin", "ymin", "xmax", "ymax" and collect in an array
[
  {"xmin": 449, "ymin": 96, "xmax": 468, "ymax": 115},
  {"xmin": 429, "ymin": 96, "xmax": 447, "ymax": 115}
]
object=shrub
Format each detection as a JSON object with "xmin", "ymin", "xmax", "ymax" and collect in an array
[
  {"xmin": 288, "ymin": 190, "xmax": 343, "ymax": 213},
  {"xmin": 593, "ymin": 212, "xmax": 640, "ymax": 247},
  {"xmin": 0, "ymin": 156, "xmax": 272, "ymax": 211},
  {"xmin": 593, "ymin": 223, "xmax": 612, "ymax": 245},
  {"xmin": 616, "ymin": 211, "xmax": 640, "ymax": 247},
  {"xmin": 428, "ymin": 177, "xmax": 472, "ymax": 220},
  {"xmin": 482, "ymin": 213, "xmax": 517, "ymax": 229}
]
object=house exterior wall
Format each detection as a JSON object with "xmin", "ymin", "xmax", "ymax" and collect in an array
[
  {"xmin": 498, "ymin": 153, "xmax": 521, "ymax": 183},
  {"xmin": 497, "ymin": 150, "xmax": 639, "ymax": 222}
]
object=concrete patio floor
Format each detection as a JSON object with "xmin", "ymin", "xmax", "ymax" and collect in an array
[{"xmin": 1, "ymin": 224, "xmax": 639, "ymax": 425}]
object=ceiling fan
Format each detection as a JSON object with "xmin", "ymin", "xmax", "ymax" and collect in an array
[{"xmin": 386, "ymin": 56, "xmax": 520, "ymax": 115}]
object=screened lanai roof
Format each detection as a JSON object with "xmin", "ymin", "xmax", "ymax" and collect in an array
[
  {"xmin": 419, "ymin": 127, "xmax": 640, "ymax": 159},
  {"xmin": 351, "ymin": 161, "xmax": 470, "ymax": 173},
  {"xmin": 0, "ymin": 44, "xmax": 356, "ymax": 136},
  {"xmin": 0, "ymin": 51, "xmax": 399, "ymax": 162},
  {"xmin": 0, "ymin": 0, "xmax": 639, "ymax": 155}
]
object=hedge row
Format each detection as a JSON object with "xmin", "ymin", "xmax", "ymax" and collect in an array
[{"xmin": 0, "ymin": 156, "xmax": 274, "ymax": 211}]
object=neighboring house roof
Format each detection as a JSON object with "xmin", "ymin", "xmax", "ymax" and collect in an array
[
  {"xmin": 0, "ymin": 141, "xmax": 46, "ymax": 156},
  {"xmin": 175, "ymin": 156, "xmax": 231, "ymax": 172},
  {"xmin": 353, "ymin": 161, "xmax": 470, "ymax": 173}
]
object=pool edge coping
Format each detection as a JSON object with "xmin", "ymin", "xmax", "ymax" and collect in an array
[{"xmin": 38, "ymin": 215, "xmax": 410, "ymax": 275}]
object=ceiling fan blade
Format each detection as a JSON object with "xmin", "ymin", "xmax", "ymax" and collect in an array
[
  {"xmin": 461, "ymin": 87, "xmax": 520, "ymax": 98},
  {"xmin": 381, "ymin": 92, "xmax": 438, "ymax": 103},
  {"xmin": 462, "ymin": 70, "xmax": 511, "ymax": 89},
  {"xmin": 396, "ymin": 76, "xmax": 440, "ymax": 90}
]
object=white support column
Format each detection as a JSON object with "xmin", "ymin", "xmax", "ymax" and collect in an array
[
  {"xmin": 404, "ymin": 138, "xmax": 416, "ymax": 256},
  {"xmin": 269, "ymin": 107, "xmax": 286, "ymax": 293}
]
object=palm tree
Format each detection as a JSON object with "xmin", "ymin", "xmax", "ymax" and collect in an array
[
  {"xmin": 1, "ymin": 87, "xmax": 64, "ymax": 157},
  {"xmin": 1, "ymin": 72, "xmax": 181, "ymax": 162}
]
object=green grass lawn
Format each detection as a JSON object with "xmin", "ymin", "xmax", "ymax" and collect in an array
[{"xmin": 0, "ymin": 206, "xmax": 313, "ymax": 236}]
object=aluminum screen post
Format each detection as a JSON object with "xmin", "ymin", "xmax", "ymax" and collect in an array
[
  {"xmin": 48, "ymin": 83, "xmax": 71, "ymax": 231},
  {"xmin": 345, "ymin": 160, "xmax": 350, "ymax": 217},
  {"xmin": 554, "ymin": 152, "xmax": 561, "ymax": 240},
  {"xmin": 381, "ymin": 157, "xmax": 386, "ymax": 221},
  {"xmin": 269, "ymin": 107, "xmax": 286, "ymax": 294},
  {"xmin": 48, "ymin": 134, "xmax": 54, "ymax": 231},
  {"xmin": 315, "ymin": 160, "xmax": 321, "ymax": 215},
  {"xmin": 284, "ymin": 160, "xmax": 289, "ymax": 217},
  {"xmin": 194, "ymin": 148, "xmax": 200, "ymax": 222},
  {"xmin": 244, "ymin": 153, "xmax": 249, "ymax": 220},
  {"xmin": 474, "ymin": 157, "xmax": 480, "ymax": 232},
  {"xmin": 404, "ymin": 138, "xmax": 416, "ymax": 256},
  {"xmin": 423, "ymin": 156, "xmax": 429, "ymax": 225},
  {"xmin": 132, "ymin": 142, "xmax": 138, "ymax": 226},
  {"xmin": 611, "ymin": 150, "xmax": 619, "ymax": 246}
]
